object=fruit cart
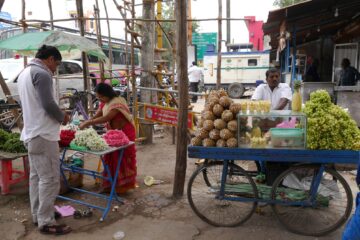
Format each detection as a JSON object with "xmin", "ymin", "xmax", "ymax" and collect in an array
[{"xmin": 187, "ymin": 146, "xmax": 359, "ymax": 236}]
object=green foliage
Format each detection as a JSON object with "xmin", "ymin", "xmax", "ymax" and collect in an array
[
  {"xmin": 160, "ymin": 1, "xmax": 200, "ymax": 66},
  {"xmin": 273, "ymin": 0, "xmax": 307, "ymax": 8},
  {"xmin": 304, "ymin": 90, "xmax": 360, "ymax": 150},
  {"xmin": 0, "ymin": 130, "xmax": 26, "ymax": 153}
]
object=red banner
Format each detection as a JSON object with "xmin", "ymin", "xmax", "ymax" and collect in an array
[{"xmin": 144, "ymin": 104, "xmax": 194, "ymax": 129}]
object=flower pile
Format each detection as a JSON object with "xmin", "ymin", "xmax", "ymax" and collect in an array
[
  {"xmin": 103, "ymin": 130, "xmax": 130, "ymax": 147},
  {"xmin": 71, "ymin": 128, "xmax": 108, "ymax": 151},
  {"xmin": 59, "ymin": 129, "xmax": 76, "ymax": 147}
]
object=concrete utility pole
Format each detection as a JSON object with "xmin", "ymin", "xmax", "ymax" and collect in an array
[
  {"xmin": 172, "ymin": 0, "xmax": 188, "ymax": 198},
  {"xmin": 226, "ymin": 0, "xmax": 230, "ymax": 51},
  {"xmin": 216, "ymin": 0, "xmax": 222, "ymax": 89},
  {"xmin": 140, "ymin": 0, "xmax": 156, "ymax": 144}
]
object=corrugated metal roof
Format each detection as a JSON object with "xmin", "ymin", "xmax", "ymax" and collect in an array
[{"xmin": 263, "ymin": 0, "xmax": 360, "ymax": 48}]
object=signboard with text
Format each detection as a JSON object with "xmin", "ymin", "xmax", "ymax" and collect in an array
[
  {"xmin": 144, "ymin": 104, "xmax": 194, "ymax": 129},
  {"xmin": 192, "ymin": 32, "xmax": 217, "ymax": 61}
]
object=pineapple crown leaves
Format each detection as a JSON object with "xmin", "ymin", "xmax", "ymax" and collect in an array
[{"xmin": 293, "ymin": 80, "xmax": 302, "ymax": 90}]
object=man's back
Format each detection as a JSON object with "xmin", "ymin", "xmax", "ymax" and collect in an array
[
  {"xmin": 188, "ymin": 65, "xmax": 202, "ymax": 83},
  {"xmin": 18, "ymin": 62, "xmax": 60, "ymax": 142},
  {"xmin": 340, "ymin": 66, "xmax": 360, "ymax": 86}
]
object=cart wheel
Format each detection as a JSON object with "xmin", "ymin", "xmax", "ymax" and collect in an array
[
  {"xmin": 271, "ymin": 164, "xmax": 353, "ymax": 236},
  {"xmin": 187, "ymin": 162, "xmax": 258, "ymax": 227},
  {"xmin": 202, "ymin": 160, "xmax": 249, "ymax": 187}
]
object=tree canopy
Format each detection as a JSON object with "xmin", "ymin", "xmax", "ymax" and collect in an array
[{"xmin": 273, "ymin": 0, "xmax": 307, "ymax": 8}]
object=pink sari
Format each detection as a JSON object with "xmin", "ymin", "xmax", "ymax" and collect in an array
[{"xmin": 100, "ymin": 97, "xmax": 137, "ymax": 193}]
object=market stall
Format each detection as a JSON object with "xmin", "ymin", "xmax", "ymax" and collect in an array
[
  {"xmin": 335, "ymin": 85, "xmax": 360, "ymax": 126},
  {"xmin": 58, "ymin": 127, "xmax": 133, "ymax": 221},
  {"xmin": 187, "ymin": 89, "xmax": 360, "ymax": 236}
]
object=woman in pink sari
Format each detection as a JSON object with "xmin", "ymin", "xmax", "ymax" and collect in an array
[{"xmin": 79, "ymin": 83, "xmax": 136, "ymax": 193}]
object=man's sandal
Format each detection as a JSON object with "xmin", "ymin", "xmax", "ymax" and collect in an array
[
  {"xmin": 33, "ymin": 211, "xmax": 62, "ymax": 226},
  {"xmin": 40, "ymin": 224, "xmax": 72, "ymax": 235}
]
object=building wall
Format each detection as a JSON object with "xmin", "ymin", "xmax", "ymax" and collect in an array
[{"xmin": 245, "ymin": 16, "xmax": 264, "ymax": 51}]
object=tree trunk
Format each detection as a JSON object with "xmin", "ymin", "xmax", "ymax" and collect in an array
[
  {"xmin": 103, "ymin": 0, "xmax": 113, "ymax": 70},
  {"xmin": 94, "ymin": 0, "xmax": 105, "ymax": 82},
  {"xmin": 21, "ymin": 0, "xmax": 27, "ymax": 67},
  {"xmin": 0, "ymin": 0, "xmax": 5, "ymax": 11},
  {"xmin": 172, "ymin": 0, "xmax": 188, "ymax": 198},
  {"xmin": 216, "ymin": 0, "xmax": 222, "ymax": 89},
  {"xmin": 140, "ymin": 0, "xmax": 156, "ymax": 144},
  {"xmin": 76, "ymin": 0, "xmax": 90, "ymax": 113}
]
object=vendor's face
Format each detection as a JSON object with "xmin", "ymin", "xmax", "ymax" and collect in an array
[
  {"xmin": 96, "ymin": 93, "xmax": 110, "ymax": 103},
  {"xmin": 266, "ymin": 71, "xmax": 280, "ymax": 89},
  {"xmin": 44, "ymin": 56, "xmax": 61, "ymax": 74}
]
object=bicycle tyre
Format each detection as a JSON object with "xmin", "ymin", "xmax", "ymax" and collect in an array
[
  {"xmin": 271, "ymin": 164, "xmax": 353, "ymax": 236},
  {"xmin": 202, "ymin": 160, "xmax": 261, "ymax": 187},
  {"xmin": 187, "ymin": 162, "xmax": 258, "ymax": 227},
  {"xmin": 59, "ymin": 93, "xmax": 98, "ymax": 114}
]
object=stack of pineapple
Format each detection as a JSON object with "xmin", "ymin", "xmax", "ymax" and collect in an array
[{"xmin": 191, "ymin": 90, "xmax": 241, "ymax": 148}]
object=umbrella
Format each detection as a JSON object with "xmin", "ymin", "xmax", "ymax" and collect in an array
[{"xmin": 0, "ymin": 31, "xmax": 108, "ymax": 61}]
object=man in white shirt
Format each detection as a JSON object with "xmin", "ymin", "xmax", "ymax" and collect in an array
[
  {"xmin": 251, "ymin": 68, "xmax": 293, "ymax": 185},
  {"xmin": 18, "ymin": 45, "xmax": 71, "ymax": 235},
  {"xmin": 188, "ymin": 61, "xmax": 203, "ymax": 103},
  {"xmin": 252, "ymin": 68, "xmax": 292, "ymax": 110}
]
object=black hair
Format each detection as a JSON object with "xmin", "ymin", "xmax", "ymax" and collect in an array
[
  {"xmin": 35, "ymin": 45, "xmax": 62, "ymax": 61},
  {"xmin": 266, "ymin": 68, "xmax": 280, "ymax": 78},
  {"xmin": 192, "ymin": 61, "xmax": 197, "ymax": 66},
  {"xmin": 95, "ymin": 83, "xmax": 117, "ymax": 99},
  {"xmin": 341, "ymin": 58, "xmax": 351, "ymax": 68}
]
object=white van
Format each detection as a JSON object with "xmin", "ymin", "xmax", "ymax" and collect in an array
[
  {"xmin": 0, "ymin": 58, "xmax": 84, "ymax": 101},
  {"xmin": 203, "ymin": 50, "xmax": 270, "ymax": 98}
]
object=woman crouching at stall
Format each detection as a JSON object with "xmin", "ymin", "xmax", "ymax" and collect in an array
[{"xmin": 79, "ymin": 83, "xmax": 137, "ymax": 193}]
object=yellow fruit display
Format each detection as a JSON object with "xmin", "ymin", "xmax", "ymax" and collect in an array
[
  {"xmin": 251, "ymin": 126, "xmax": 262, "ymax": 138},
  {"xmin": 250, "ymin": 137, "xmax": 267, "ymax": 148},
  {"xmin": 292, "ymin": 80, "xmax": 302, "ymax": 112}
]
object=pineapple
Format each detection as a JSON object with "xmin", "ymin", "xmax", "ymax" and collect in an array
[{"xmin": 292, "ymin": 80, "xmax": 302, "ymax": 112}]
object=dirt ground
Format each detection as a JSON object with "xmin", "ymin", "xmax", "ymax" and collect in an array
[{"xmin": 0, "ymin": 98, "xmax": 359, "ymax": 240}]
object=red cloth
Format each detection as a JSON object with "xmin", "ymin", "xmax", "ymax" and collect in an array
[{"xmin": 100, "ymin": 102, "xmax": 137, "ymax": 193}]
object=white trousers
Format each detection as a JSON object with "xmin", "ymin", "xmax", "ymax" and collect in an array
[{"xmin": 28, "ymin": 136, "xmax": 60, "ymax": 228}]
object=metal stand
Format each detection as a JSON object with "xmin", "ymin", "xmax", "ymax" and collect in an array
[{"xmin": 58, "ymin": 142, "xmax": 134, "ymax": 221}]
